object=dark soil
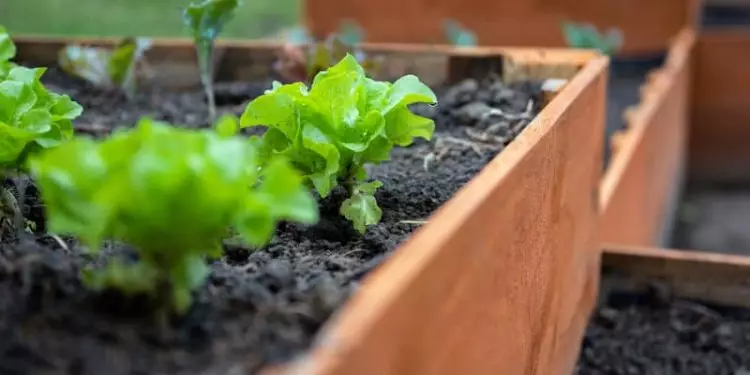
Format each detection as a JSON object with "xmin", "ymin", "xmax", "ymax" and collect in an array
[
  {"xmin": 576, "ymin": 283, "xmax": 750, "ymax": 375},
  {"xmin": 672, "ymin": 183, "xmax": 750, "ymax": 255},
  {"xmin": 0, "ymin": 69, "xmax": 542, "ymax": 374},
  {"xmin": 603, "ymin": 55, "xmax": 666, "ymax": 168}
]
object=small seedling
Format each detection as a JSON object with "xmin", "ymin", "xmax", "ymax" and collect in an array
[
  {"xmin": 274, "ymin": 24, "xmax": 382, "ymax": 84},
  {"xmin": 0, "ymin": 27, "xmax": 82, "ymax": 238},
  {"xmin": 562, "ymin": 21, "xmax": 623, "ymax": 56},
  {"xmin": 28, "ymin": 118, "xmax": 318, "ymax": 313},
  {"xmin": 443, "ymin": 19, "xmax": 477, "ymax": 47},
  {"xmin": 0, "ymin": 25, "xmax": 16, "ymax": 75},
  {"xmin": 58, "ymin": 37, "xmax": 152, "ymax": 99},
  {"xmin": 241, "ymin": 54, "xmax": 437, "ymax": 233},
  {"xmin": 183, "ymin": 0, "xmax": 241, "ymax": 122}
]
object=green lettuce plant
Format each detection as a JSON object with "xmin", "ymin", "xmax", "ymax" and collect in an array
[
  {"xmin": 183, "ymin": 0, "xmax": 241, "ymax": 122},
  {"xmin": 0, "ymin": 27, "xmax": 82, "ymax": 236},
  {"xmin": 562, "ymin": 21, "xmax": 623, "ymax": 56},
  {"xmin": 241, "ymin": 54, "xmax": 437, "ymax": 233},
  {"xmin": 58, "ymin": 37, "xmax": 152, "ymax": 98},
  {"xmin": 28, "ymin": 118, "xmax": 318, "ymax": 313}
]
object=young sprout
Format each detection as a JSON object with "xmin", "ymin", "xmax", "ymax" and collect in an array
[
  {"xmin": 443, "ymin": 19, "xmax": 477, "ymax": 47},
  {"xmin": 0, "ymin": 27, "xmax": 82, "ymax": 238},
  {"xmin": 562, "ymin": 21, "xmax": 623, "ymax": 56},
  {"xmin": 58, "ymin": 37, "xmax": 153, "ymax": 98},
  {"xmin": 0, "ymin": 25, "xmax": 15, "ymax": 74},
  {"xmin": 274, "ymin": 30, "xmax": 382, "ymax": 85},
  {"xmin": 242, "ymin": 54, "xmax": 437, "ymax": 233},
  {"xmin": 28, "ymin": 118, "xmax": 318, "ymax": 314},
  {"xmin": 183, "ymin": 0, "xmax": 241, "ymax": 122}
]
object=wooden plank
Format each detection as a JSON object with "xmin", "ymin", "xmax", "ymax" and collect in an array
[
  {"xmin": 304, "ymin": 0, "xmax": 700, "ymax": 56},
  {"xmin": 691, "ymin": 29, "xmax": 750, "ymax": 182},
  {"xmin": 600, "ymin": 29, "xmax": 695, "ymax": 247},
  {"xmin": 13, "ymin": 37, "xmax": 607, "ymax": 375},
  {"xmin": 278, "ymin": 50, "xmax": 607, "ymax": 375},
  {"xmin": 602, "ymin": 245, "xmax": 750, "ymax": 309}
]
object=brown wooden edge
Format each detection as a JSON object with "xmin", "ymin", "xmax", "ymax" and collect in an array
[
  {"xmin": 600, "ymin": 28, "xmax": 695, "ymax": 247},
  {"xmin": 602, "ymin": 245, "xmax": 750, "ymax": 309},
  {"xmin": 13, "ymin": 35, "xmax": 608, "ymax": 375},
  {"xmin": 690, "ymin": 28, "xmax": 750, "ymax": 183},
  {"xmin": 268, "ymin": 55, "xmax": 608, "ymax": 375}
]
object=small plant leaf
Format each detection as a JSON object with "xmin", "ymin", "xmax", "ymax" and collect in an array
[
  {"xmin": 29, "ymin": 118, "xmax": 318, "ymax": 313},
  {"xmin": 0, "ymin": 25, "xmax": 16, "ymax": 63},
  {"xmin": 242, "ymin": 54, "xmax": 436, "ymax": 233},
  {"xmin": 443, "ymin": 19, "xmax": 477, "ymax": 47},
  {"xmin": 562, "ymin": 21, "xmax": 623, "ymax": 56},
  {"xmin": 58, "ymin": 37, "xmax": 151, "ymax": 97}
]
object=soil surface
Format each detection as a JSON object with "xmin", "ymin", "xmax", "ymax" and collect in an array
[
  {"xmin": 672, "ymin": 184, "xmax": 750, "ymax": 255},
  {"xmin": 603, "ymin": 55, "xmax": 665, "ymax": 168},
  {"xmin": 576, "ymin": 283, "xmax": 750, "ymax": 375},
  {"xmin": 0, "ymin": 69, "xmax": 542, "ymax": 374}
]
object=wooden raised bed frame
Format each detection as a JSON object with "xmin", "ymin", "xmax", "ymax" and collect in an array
[
  {"xmin": 602, "ymin": 245, "xmax": 750, "ymax": 311},
  {"xmin": 12, "ymin": 36, "xmax": 607, "ymax": 375},
  {"xmin": 602, "ymin": 27, "xmax": 750, "ymax": 249},
  {"xmin": 303, "ymin": 0, "xmax": 701, "ymax": 56},
  {"xmin": 601, "ymin": 29, "xmax": 695, "ymax": 247}
]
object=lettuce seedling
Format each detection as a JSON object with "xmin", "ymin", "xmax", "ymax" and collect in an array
[
  {"xmin": 0, "ymin": 52, "xmax": 82, "ymax": 236},
  {"xmin": 562, "ymin": 21, "xmax": 623, "ymax": 56},
  {"xmin": 241, "ymin": 54, "xmax": 437, "ymax": 233},
  {"xmin": 28, "ymin": 118, "xmax": 318, "ymax": 313},
  {"xmin": 0, "ymin": 25, "xmax": 15, "ymax": 75},
  {"xmin": 183, "ymin": 0, "xmax": 241, "ymax": 122},
  {"xmin": 58, "ymin": 37, "xmax": 152, "ymax": 98},
  {"xmin": 274, "ymin": 29, "xmax": 382, "ymax": 84},
  {"xmin": 443, "ymin": 19, "xmax": 477, "ymax": 47}
]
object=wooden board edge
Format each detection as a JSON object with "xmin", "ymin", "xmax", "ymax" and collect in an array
[
  {"xmin": 10, "ymin": 34, "xmax": 599, "ymax": 63},
  {"xmin": 265, "ymin": 53, "xmax": 608, "ymax": 375},
  {"xmin": 600, "ymin": 28, "xmax": 695, "ymax": 211},
  {"xmin": 602, "ymin": 245, "xmax": 750, "ymax": 309}
]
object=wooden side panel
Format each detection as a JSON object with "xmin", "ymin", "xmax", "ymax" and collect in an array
[
  {"xmin": 600, "ymin": 30, "xmax": 695, "ymax": 246},
  {"xmin": 304, "ymin": 0, "xmax": 700, "ymax": 56},
  {"xmin": 691, "ymin": 29, "xmax": 750, "ymax": 182},
  {"xmin": 602, "ymin": 245, "xmax": 750, "ymax": 309},
  {"xmin": 277, "ymin": 56, "xmax": 608, "ymax": 375}
]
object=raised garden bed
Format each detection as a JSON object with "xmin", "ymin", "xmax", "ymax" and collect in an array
[
  {"xmin": 577, "ymin": 245, "xmax": 750, "ymax": 374},
  {"xmin": 303, "ymin": 0, "xmax": 701, "ymax": 55},
  {"xmin": 603, "ymin": 28, "xmax": 750, "ymax": 254},
  {"xmin": 2, "ymin": 36, "xmax": 607, "ymax": 375}
]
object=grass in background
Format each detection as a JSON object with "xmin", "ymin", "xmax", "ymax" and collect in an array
[{"xmin": 0, "ymin": 0, "xmax": 300, "ymax": 39}]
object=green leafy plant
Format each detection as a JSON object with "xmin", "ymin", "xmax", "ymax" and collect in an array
[
  {"xmin": 183, "ymin": 0, "xmax": 241, "ymax": 122},
  {"xmin": 241, "ymin": 54, "xmax": 437, "ymax": 233},
  {"xmin": 443, "ymin": 19, "xmax": 477, "ymax": 47},
  {"xmin": 274, "ymin": 24, "xmax": 382, "ymax": 84},
  {"xmin": 0, "ymin": 25, "xmax": 16, "ymax": 75},
  {"xmin": 0, "ymin": 28, "xmax": 82, "ymax": 237},
  {"xmin": 58, "ymin": 37, "xmax": 152, "ymax": 98},
  {"xmin": 562, "ymin": 21, "xmax": 623, "ymax": 56},
  {"xmin": 28, "ymin": 118, "xmax": 318, "ymax": 313}
]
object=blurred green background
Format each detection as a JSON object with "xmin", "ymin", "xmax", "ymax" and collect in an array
[{"xmin": 0, "ymin": 0, "xmax": 301, "ymax": 39}]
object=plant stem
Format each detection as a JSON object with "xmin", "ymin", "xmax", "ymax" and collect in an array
[{"xmin": 196, "ymin": 38, "xmax": 216, "ymax": 122}]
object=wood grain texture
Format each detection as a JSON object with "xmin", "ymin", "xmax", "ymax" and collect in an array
[
  {"xmin": 303, "ymin": 0, "xmax": 700, "ymax": 56},
  {"xmin": 602, "ymin": 245, "xmax": 750, "ymax": 309},
  {"xmin": 600, "ymin": 29, "xmax": 695, "ymax": 247},
  {"xmin": 691, "ymin": 29, "xmax": 750, "ymax": 183},
  {"xmin": 13, "ymin": 37, "xmax": 607, "ymax": 375},
  {"xmin": 277, "ymin": 55, "xmax": 608, "ymax": 375}
]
